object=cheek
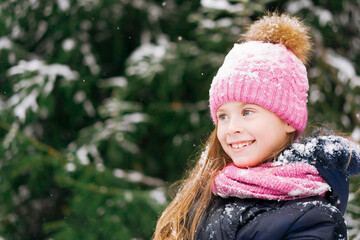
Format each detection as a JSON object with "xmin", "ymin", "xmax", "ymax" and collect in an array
[
  {"xmin": 217, "ymin": 132, "xmax": 225, "ymax": 146},
  {"xmin": 217, "ymin": 128, "xmax": 228, "ymax": 149},
  {"xmin": 264, "ymin": 123, "xmax": 289, "ymax": 147},
  {"xmin": 216, "ymin": 126, "xmax": 225, "ymax": 140},
  {"xmin": 258, "ymin": 119, "xmax": 284, "ymax": 136}
]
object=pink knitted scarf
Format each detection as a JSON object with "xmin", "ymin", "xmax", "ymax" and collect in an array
[{"xmin": 211, "ymin": 162, "xmax": 330, "ymax": 200}]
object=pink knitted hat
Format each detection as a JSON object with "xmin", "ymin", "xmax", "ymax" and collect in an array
[{"xmin": 209, "ymin": 14, "xmax": 311, "ymax": 138}]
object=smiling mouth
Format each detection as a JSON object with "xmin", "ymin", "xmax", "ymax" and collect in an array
[{"xmin": 230, "ymin": 140, "xmax": 255, "ymax": 149}]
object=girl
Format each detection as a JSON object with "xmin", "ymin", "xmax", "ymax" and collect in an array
[{"xmin": 154, "ymin": 13, "xmax": 360, "ymax": 240}]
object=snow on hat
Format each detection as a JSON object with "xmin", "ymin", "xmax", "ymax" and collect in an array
[{"xmin": 209, "ymin": 13, "xmax": 311, "ymax": 138}]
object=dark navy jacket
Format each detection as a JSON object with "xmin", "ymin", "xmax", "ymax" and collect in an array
[{"xmin": 195, "ymin": 134, "xmax": 360, "ymax": 240}]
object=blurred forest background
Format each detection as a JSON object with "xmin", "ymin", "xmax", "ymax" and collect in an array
[{"xmin": 0, "ymin": 0, "xmax": 360, "ymax": 239}]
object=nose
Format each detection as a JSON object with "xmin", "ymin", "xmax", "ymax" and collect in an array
[{"xmin": 227, "ymin": 117, "xmax": 244, "ymax": 135}]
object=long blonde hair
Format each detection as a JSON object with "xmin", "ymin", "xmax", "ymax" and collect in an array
[{"xmin": 153, "ymin": 126, "xmax": 295, "ymax": 240}]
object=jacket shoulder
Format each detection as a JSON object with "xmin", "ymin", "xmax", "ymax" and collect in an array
[{"xmin": 282, "ymin": 197, "xmax": 346, "ymax": 239}]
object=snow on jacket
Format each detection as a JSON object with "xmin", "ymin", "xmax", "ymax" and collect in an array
[{"xmin": 195, "ymin": 134, "xmax": 360, "ymax": 240}]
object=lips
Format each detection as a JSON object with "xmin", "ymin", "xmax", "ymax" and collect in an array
[{"xmin": 229, "ymin": 140, "xmax": 255, "ymax": 149}]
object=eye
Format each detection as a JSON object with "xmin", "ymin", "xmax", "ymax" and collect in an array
[
  {"xmin": 217, "ymin": 113, "xmax": 228, "ymax": 120},
  {"xmin": 243, "ymin": 109, "xmax": 254, "ymax": 116}
]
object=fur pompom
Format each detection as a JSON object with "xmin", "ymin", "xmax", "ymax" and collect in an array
[{"xmin": 243, "ymin": 13, "xmax": 311, "ymax": 64}]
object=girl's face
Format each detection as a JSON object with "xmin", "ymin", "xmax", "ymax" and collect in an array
[{"xmin": 216, "ymin": 102, "xmax": 296, "ymax": 168}]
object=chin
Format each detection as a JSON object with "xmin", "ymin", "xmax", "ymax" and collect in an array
[
  {"xmin": 233, "ymin": 162, "xmax": 253, "ymax": 168},
  {"xmin": 232, "ymin": 158, "xmax": 262, "ymax": 168}
]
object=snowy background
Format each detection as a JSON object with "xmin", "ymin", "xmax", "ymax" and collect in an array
[{"xmin": 0, "ymin": 0, "xmax": 359, "ymax": 239}]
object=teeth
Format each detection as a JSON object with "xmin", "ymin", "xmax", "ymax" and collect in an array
[{"xmin": 231, "ymin": 142, "xmax": 252, "ymax": 149}]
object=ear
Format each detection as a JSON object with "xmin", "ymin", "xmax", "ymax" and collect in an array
[{"xmin": 285, "ymin": 123, "xmax": 296, "ymax": 134}]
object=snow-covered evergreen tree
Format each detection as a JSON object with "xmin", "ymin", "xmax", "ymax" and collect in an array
[{"xmin": 0, "ymin": 0, "xmax": 359, "ymax": 239}]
